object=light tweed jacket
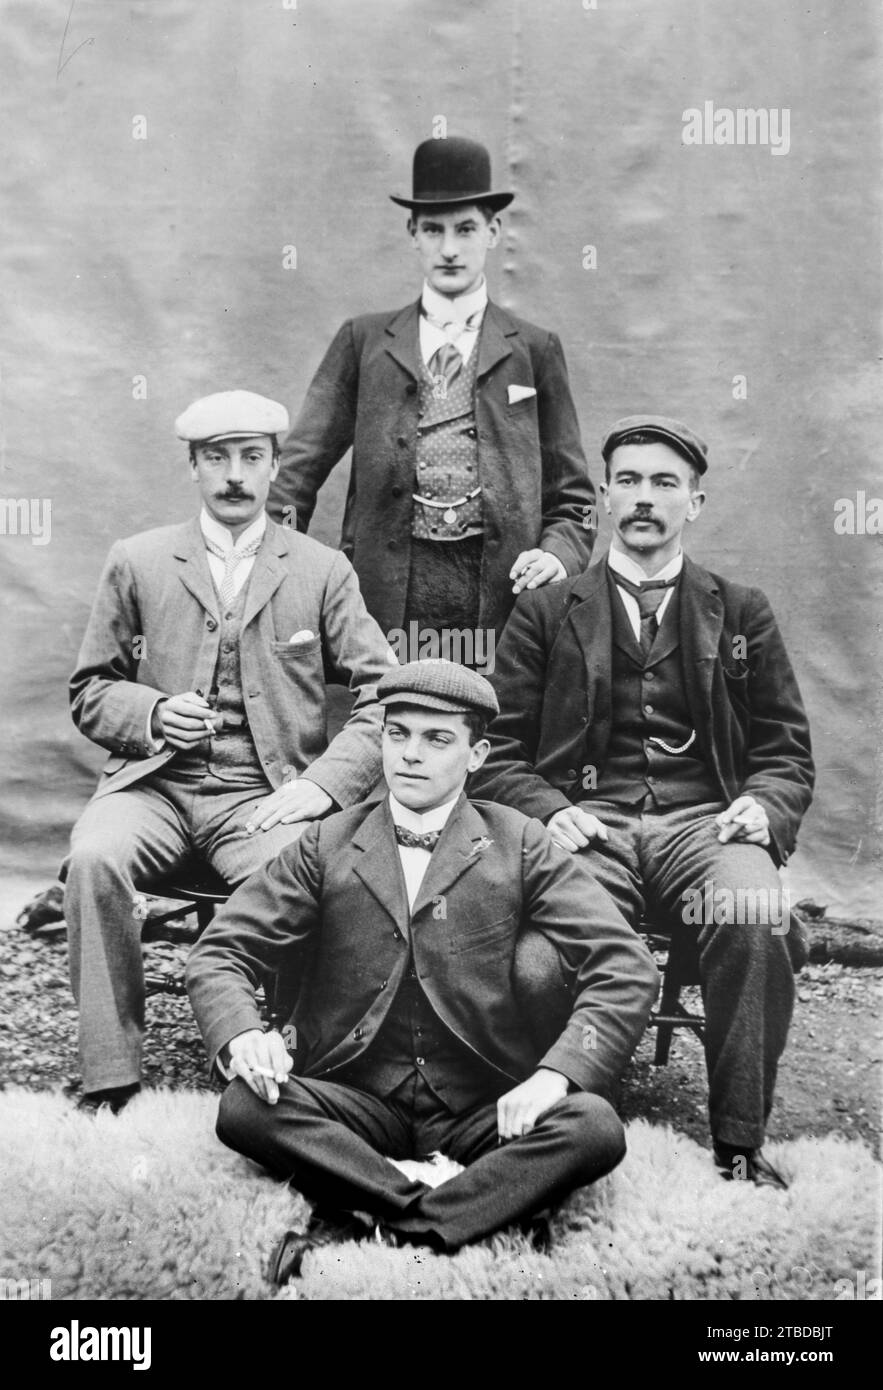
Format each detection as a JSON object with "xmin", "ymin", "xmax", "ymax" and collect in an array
[{"xmin": 69, "ymin": 516, "xmax": 392, "ymax": 807}]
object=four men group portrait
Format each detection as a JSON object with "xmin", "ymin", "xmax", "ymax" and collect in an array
[{"xmin": 61, "ymin": 136, "xmax": 814, "ymax": 1273}]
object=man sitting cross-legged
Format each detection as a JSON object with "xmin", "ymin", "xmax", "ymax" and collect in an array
[{"xmin": 186, "ymin": 659, "xmax": 658, "ymax": 1273}]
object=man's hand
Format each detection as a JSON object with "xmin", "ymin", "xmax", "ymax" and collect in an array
[
  {"xmin": 152, "ymin": 691, "xmax": 216, "ymax": 749},
  {"xmin": 225, "ymin": 1028, "xmax": 293, "ymax": 1105},
  {"xmin": 245, "ymin": 777, "xmax": 333, "ymax": 834},
  {"xmin": 547, "ymin": 806, "xmax": 609, "ymax": 853},
  {"xmin": 716, "ymin": 795, "xmax": 771, "ymax": 846},
  {"xmin": 497, "ymin": 1068, "xmax": 570, "ymax": 1140},
  {"xmin": 510, "ymin": 549, "xmax": 567, "ymax": 594}
]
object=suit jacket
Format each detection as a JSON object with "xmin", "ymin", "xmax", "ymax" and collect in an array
[
  {"xmin": 69, "ymin": 517, "xmax": 392, "ymax": 808},
  {"xmin": 471, "ymin": 556, "xmax": 815, "ymax": 866},
  {"xmin": 186, "ymin": 796, "xmax": 659, "ymax": 1099},
  {"xmin": 267, "ymin": 300, "xmax": 595, "ymax": 637}
]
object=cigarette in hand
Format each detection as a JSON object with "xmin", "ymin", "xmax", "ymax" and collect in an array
[{"xmin": 250, "ymin": 1064, "xmax": 288, "ymax": 1083}]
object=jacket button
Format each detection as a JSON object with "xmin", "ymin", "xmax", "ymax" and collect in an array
[
  {"xmin": 567, "ymin": 768, "xmax": 577, "ymax": 779},
  {"xmin": 393, "ymin": 930, "xmax": 402, "ymax": 941},
  {"xmin": 416, "ymin": 1056, "xmax": 426, "ymax": 1067},
  {"xmin": 644, "ymin": 672, "xmax": 655, "ymax": 681},
  {"xmin": 388, "ymin": 539, "xmax": 397, "ymax": 550},
  {"xmin": 391, "ymin": 485, "xmax": 403, "ymax": 498},
  {"xmin": 397, "ymin": 436, "xmax": 408, "ymax": 447},
  {"xmin": 644, "ymin": 704, "xmax": 654, "ymax": 715},
  {"xmin": 405, "ymin": 383, "xmax": 417, "ymax": 396},
  {"xmin": 206, "ymin": 619, "xmax": 217, "ymax": 631}
]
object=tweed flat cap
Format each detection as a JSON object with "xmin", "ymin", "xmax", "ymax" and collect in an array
[
  {"xmin": 602, "ymin": 415, "xmax": 709, "ymax": 475},
  {"xmin": 376, "ymin": 658, "xmax": 499, "ymax": 717},
  {"xmin": 175, "ymin": 390, "xmax": 289, "ymax": 443}
]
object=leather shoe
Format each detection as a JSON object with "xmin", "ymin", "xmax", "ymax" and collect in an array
[
  {"xmin": 77, "ymin": 1083, "xmax": 140, "ymax": 1115},
  {"xmin": 714, "ymin": 1143, "xmax": 788, "ymax": 1190},
  {"xmin": 270, "ymin": 1208, "xmax": 374, "ymax": 1285}
]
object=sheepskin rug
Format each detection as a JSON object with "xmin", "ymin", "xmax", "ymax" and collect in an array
[{"xmin": 0, "ymin": 1088, "xmax": 879, "ymax": 1301}]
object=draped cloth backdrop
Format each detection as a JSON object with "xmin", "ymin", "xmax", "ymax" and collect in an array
[{"xmin": 0, "ymin": 0, "xmax": 879, "ymax": 913}]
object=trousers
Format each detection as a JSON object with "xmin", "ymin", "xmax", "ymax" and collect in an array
[
  {"xmin": 63, "ymin": 768, "xmax": 304, "ymax": 1092},
  {"xmin": 217, "ymin": 1070, "xmax": 625, "ymax": 1251},
  {"xmin": 573, "ymin": 799, "xmax": 801, "ymax": 1148}
]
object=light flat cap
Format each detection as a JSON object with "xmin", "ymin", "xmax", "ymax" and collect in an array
[
  {"xmin": 376, "ymin": 658, "xmax": 499, "ymax": 718},
  {"xmin": 175, "ymin": 390, "xmax": 289, "ymax": 443},
  {"xmin": 602, "ymin": 415, "xmax": 709, "ymax": 475}
]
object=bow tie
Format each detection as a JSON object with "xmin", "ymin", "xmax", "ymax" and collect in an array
[{"xmin": 394, "ymin": 824, "xmax": 442, "ymax": 852}]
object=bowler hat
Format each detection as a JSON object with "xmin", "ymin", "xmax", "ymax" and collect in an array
[
  {"xmin": 602, "ymin": 415, "xmax": 709, "ymax": 476},
  {"xmin": 390, "ymin": 137, "xmax": 514, "ymax": 213}
]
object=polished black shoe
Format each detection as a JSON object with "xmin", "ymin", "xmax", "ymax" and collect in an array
[
  {"xmin": 714, "ymin": 1143, "xmax": 788, "ymax": 1190},
  {"xmin": 77, "ymin": 1083, "xmax": 140, "ymax": 1115},
  {"xmin": 270, "ymin": 1208, "xmax": 374, "ymax": 1285}
]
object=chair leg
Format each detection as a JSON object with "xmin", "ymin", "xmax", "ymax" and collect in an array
[{"xmin": 653, "ymin": 937, "xmax": 688, "ymax": 1065}]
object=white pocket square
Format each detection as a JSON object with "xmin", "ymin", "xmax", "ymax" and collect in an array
[
  {"xmin": 288, "ymin": 629, "xmax": 316, "ymax": 645},
  {"xmin": 508, "ymin": 384, "xmax": 537, "ymax": 404}
]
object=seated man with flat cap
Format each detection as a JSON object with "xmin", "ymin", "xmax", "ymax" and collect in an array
[
  {"xmin": 64, "ymin": 390, "xmax": 394, "ymax": 1112},
  {"xmin": 268, "ymin": 135, "xmax": 595, "ymax": 657},
  {"xmin": 186, "ymin": 659, "xmax": 658, "ymax": 1270},
  {"xmin": 471, "ymin": 416, "xmax": 815, "ymax": 1189}
]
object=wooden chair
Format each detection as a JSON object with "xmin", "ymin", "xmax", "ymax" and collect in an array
[
  {"xmin": 642, "ymin": 919, "xmax": 706, "ymax": 1064},
  {"xmin": 140, "ymin": 859, "xmax": 231, "ymax": 998}
]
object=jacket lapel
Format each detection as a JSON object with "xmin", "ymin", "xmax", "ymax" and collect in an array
[
  {"xmin": 565, "ymin": 562, "xmax": 614, "ymax": 721},
  {"xmin": 476, "ymin": 302, "xmax": 516, "ymax": 380},
  {"xmin": 173, "ymin": 518, "xmax": 220, "ymax": 620},
  {"xmin": 240, "ymin": 522, "xmax": 289, "ymax": 631},
  {"xmin": 383, "ymin": 301, "xmax": 422, "ymax": 381},
  {"xmin": 410, "ymin": 795, "xmax": 493, "ymax": 920},
  {"xmin": 679, "ymin": 557, "xmax": 725, "ymax": 742},
  {"xmin": 352, "ymin": 799, "xmax": 411, "ymax": 931}
]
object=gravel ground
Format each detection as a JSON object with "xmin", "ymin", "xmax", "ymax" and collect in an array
[{"xmin": 1, "ymin": 886, "xmax": 881, "ymax": 1157}]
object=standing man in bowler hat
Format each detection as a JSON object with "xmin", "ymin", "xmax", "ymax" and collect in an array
[
  {"xmin": 64, "ymin": 391, "xmax": 393, "ymax": 1113},
  {"xmin": 268, "ymin": 136, "xmax": 595, "ymax": 653},
  {"xmin": 187, "ymin": 659, "xmax": 658, "ymax": 1270},
  {"xmin": 472, "ymin": 416, "xmax": 814, "ymax": 1188}
]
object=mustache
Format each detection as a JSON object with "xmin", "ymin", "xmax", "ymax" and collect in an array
[
  {"xmin": 217, "ymin": 489, "xmax": 253, "ymax": 500},
  {"xmin": 626, "ymin": 511, "xmax": 663, "ymax": 527}
]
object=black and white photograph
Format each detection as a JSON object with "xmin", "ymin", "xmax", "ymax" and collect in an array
[{"xmin": 0, "ymin": 0, "xmax": 880, "ymax": 1335}]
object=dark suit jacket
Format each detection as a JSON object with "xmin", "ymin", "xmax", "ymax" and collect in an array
[
  {"xmin": 69, "ymin": 517, "xmax": 392, "ymax": 808},
  {"xmin": 186, "ymin": 796, "xmax": 659, "ymax": 1100},
  {"xmin": 267, "ymin": 301, "xmax": 595, "ymax": 637},
  {"xmin": 471, "ymin": 556, "xmax": 814, "ymax": 866}
]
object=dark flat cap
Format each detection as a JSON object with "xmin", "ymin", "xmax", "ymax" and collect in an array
[
  {"xmin": 376, "ymin": 659, "xmax": 499, "ymax": 718},
  {"xmin": 602, "ymin": 415, "xmax": 709, "ymax": 475}
]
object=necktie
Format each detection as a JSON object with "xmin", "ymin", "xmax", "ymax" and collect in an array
[
  {"xmin": 613, "ymin": 572, "xmax": 678, "ymax": 657},
  {"xmin": 394, "ymin": 824, "xmax": 442, "ymax": 852},
  {"xmin": 426, "ymin": 340, "xmax": 463, "ymax": 398},
  {"xmin": 423, "ymin": 306, "xmax": 483, "ymax": 398},
  {"xmin": 204, "ymin": 535, "xmax": 263, "ymax": 610}
]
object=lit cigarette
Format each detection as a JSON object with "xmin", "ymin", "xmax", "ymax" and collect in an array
[{"xmin": 250, "ymin": 1064, "xmax": 286, "ymax": 1082}]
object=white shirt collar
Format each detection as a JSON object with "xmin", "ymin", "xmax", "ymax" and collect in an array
[
  {"xmin": 388, "ymin": 790, "xmax": 462, "ymax": 835},
  {"xmin": 421, "ymin": 277, "xmax": 488, "ymax": 327},
  {"xmin": 200, "ymin": 506, "xmax": 267, "ymax": 553},
  {"xmin": 607, "ymin": 545, "xmax": 683, "ymax": 586}
]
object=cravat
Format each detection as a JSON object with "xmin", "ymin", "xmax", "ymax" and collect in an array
[
  {"xmin": 613, "ymin": 572, "xmax": 678, "ymax": 657},
  {"xmin": 422, "ymin": 306, "xmax": 483, "ymax": 397},
  {"xmin": 426, "ymin": 340, "xmax": 463, "ymax": 396},
  {"xmin": 204, "ymin": 535, "xmax": 263, "ymax": 609},
  {"xmin": 394, "ymin": 824, "xmax": 442, "ymax": 852}
]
